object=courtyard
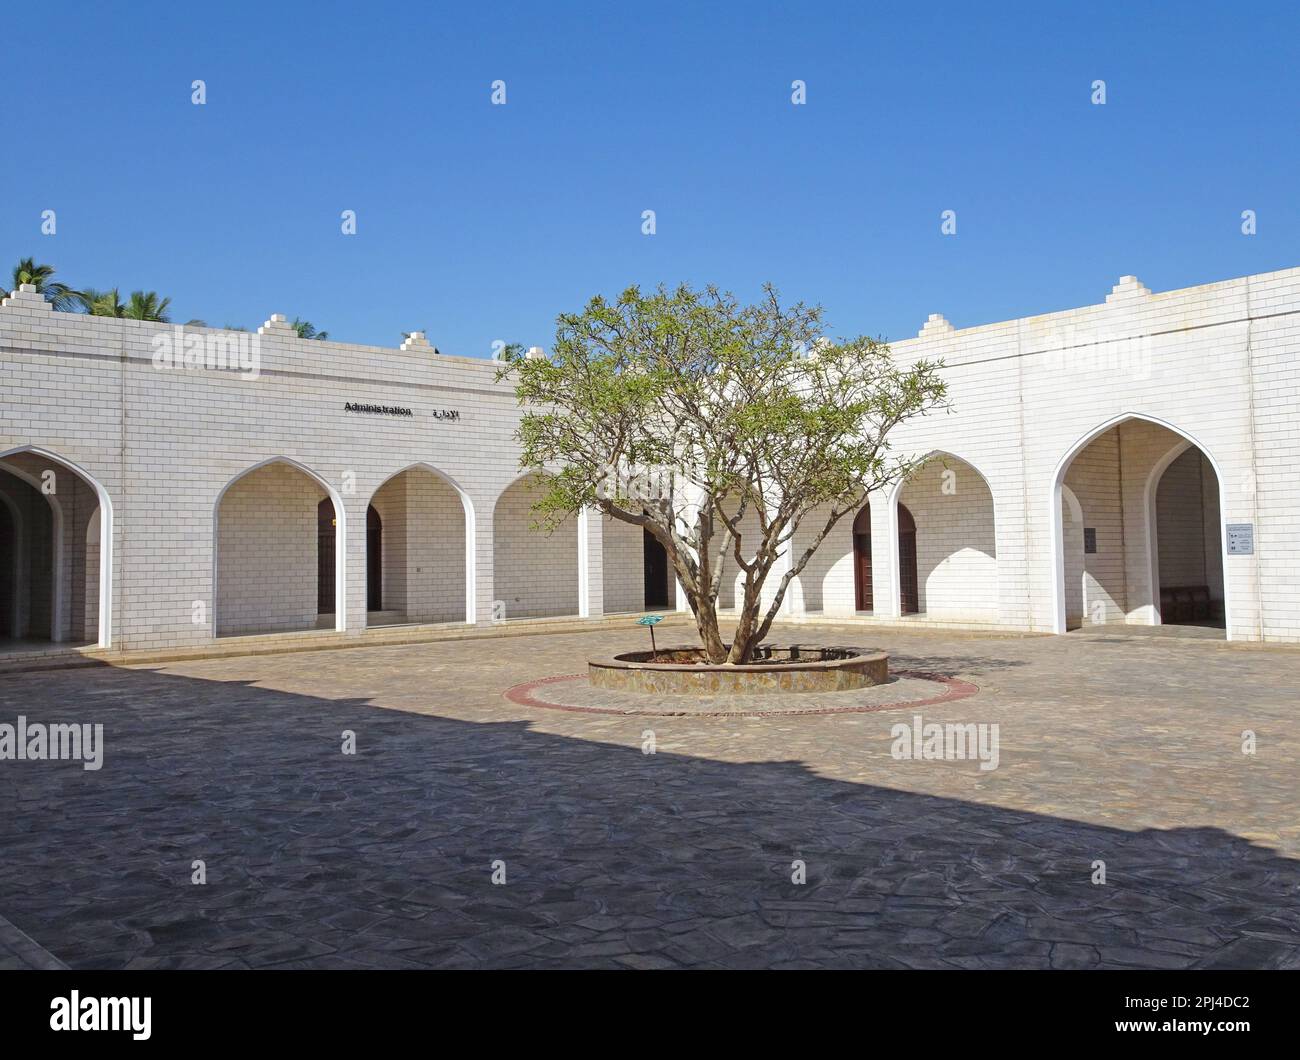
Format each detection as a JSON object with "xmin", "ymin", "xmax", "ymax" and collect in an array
[{"xmin": 1, "ymin": 622, "xmax": 1298, "ymax": 970}]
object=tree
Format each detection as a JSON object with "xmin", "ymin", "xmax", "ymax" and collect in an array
[
  {"xmin": 123, "ymin": 290, "xmax": 171, "ymax": 322},
  {"xmin": 5, "ymin": 258, "xmax": 83, "ymax": 311},
  {"xmin": 80, "ymin": 287, "xmax": 126, "ymax": 317},
  {"xmin": 292, "ymin": 318, "xmax": 328, "ymax": 340},
  {"xmin": 502, "ymin": 283, "xmax": 948, "ymax": 664}
]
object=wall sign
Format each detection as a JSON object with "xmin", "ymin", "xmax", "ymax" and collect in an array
[
  {"xmin": 345, "ymin": 402, "xmax": 413, "ymax": 417},
  {"xmin": 344, "ymin": 402, "xmax": 460, "ymax": 421},
  {"xmin": 1226, "ymin": 523, "xmax": 1254, "ymax": 556}
]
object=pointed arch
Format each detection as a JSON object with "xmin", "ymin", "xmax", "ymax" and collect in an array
[
  {"xmin": 0, "ymin": 446, "xmax": 113, "ymax": 648},
  {"xmin": 492, "ymin": 471, "xmax": 581, "ymax": 620},
  {"xmin": 1048, "ymin": 412, "xmax": 1232, "ymax": 638},
  {"xmin": 213, "ymin": 457, "xmax": 346, "ymax": 635},
  {"xmin": 886, "ymin": 450, "xmax": 999, "ymax": 620},
  {"xmin": 365, "ymin": 463, "xmax": 476, "ymax": 626}
]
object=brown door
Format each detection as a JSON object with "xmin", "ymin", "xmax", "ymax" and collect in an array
[
  {"xmin": 366, "ymin": 505, "xmax": 382, "ymax": 612},
  {"xmin": 852, "ymin": 503, "xmax": 873, "ymax": 611},
  {"xmin": 318, "ymin": 498, "xmax": 335, "ymax": 614},
  {"xmin": 898, "ymin": 503, "xmax": 919, "ymax": 614},
  {"xmin": 643, "ymin": 527, "xmax": 670, "ymax": 608}
]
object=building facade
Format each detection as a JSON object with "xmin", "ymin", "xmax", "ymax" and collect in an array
[{"xmin": 2, "ymin": 266, "xmax": 1298, "ymax": 655}]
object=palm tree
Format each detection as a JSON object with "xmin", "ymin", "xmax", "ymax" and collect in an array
[
  {"xmin": 291, "ymin": 317, "xmax": 328, "ymax": 340},
  {"xmin": 5, "ymin": 258, "xmax": 83, "ymax": 311},
  {"xmin": 80, "ymin": 287, "xmax": 127, "ymax": 318},
  {"xmin": 123, "ymin": 291, "xmax": 171, "ymax": 322}
]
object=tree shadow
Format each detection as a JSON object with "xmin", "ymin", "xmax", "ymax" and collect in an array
[{"xmin": 0, "ymin": 665, "xmax": 1295, "ymax": 970}]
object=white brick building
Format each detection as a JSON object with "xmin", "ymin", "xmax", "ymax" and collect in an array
[{"xmin": 2, "ymin": 266, "xmax": 1297, "ymax": 654}]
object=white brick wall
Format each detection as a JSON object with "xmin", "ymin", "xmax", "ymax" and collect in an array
[
  {"xmin": 492, "ymin": 476, "xmax": 579, "ymax": 619},
  {"xmin": 601, "ymin": 515, "xmax": 644, "ymax": 614},
  {"xmin": 3, "ymin": 264, "xmax": 1299, "ymax": 647},
  {"xmin": 216, "ymin": 462, "xmax": 325, "ymax": 636},
  {"xmin": 1156, "ymin": 448, "xmax": 1215, "ymax": 591},
  {"xmin": 897, "ymin": 456, "xmax": 999, "ymax": 620},
  {"xmin": 370, "ymin": 466, "xmax": 467, "ymax": 624},
  {"xmin": 1064, "ymin": 427, "xmax": 1127, "ymax": 623},
  {"xmin": 789, "ymin": 503, "xmax": 858, "ymax": 615}
]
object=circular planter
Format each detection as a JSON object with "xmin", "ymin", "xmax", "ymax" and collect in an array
[{"xmin": 588, "ymin": 645, "xmax": 888, "ymax": 695}]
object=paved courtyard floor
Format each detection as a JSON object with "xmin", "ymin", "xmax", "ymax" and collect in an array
[{"xmin": 1, "ymin": 622, "xmax": 1298, "ymax": 969}]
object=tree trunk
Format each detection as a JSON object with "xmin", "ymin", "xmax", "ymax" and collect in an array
[
  {"xmin": 726, "ymin": 578, "xmax": 762, "ymax": 663},
  {"xmin": 693, "ymin": 601, "xmax": 729, "ymax": 663},
  {"xmin": 668, "ymin": 549, "xmax": 730, "ymax": 663}
]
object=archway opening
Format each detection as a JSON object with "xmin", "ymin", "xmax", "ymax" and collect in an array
[
  {"xmin": 367, "ymin": 466, "xmax": 469, "ymax": 627},
  {"xmin": 493, "ymin": 475, "xmax": 578, "ymax": 620},
  {"xmin": 215, "ymin": 460, "xmax": 341, "ymax": 637},
  {"xmin": 599, "ymin": 516, "xmax": 674, "ymax": 614},
  {"xmin": 895, "ymin": 455, "xmax": 997, "ymax": 620},
  {"xmin": 1154, "ymin": 447, "xmax": 1225, "ymax": 629},
  {"xmin": 1053, "ymin": 416, "xmax": 1226, "ymax": 637},
  {"xmin": 643, "ymin": 528, "xmax": 670, "ymax": 609},
  {"xmin": 366, "ymin": 505, "xmax": 383, "ymax": 612},
  {"xmin": 0, "ymin": 451, "xmax": 104, "ymax": 650},
  {"xmin": 317, "ymin": 498, "xmax": 337, "ymax": 617}
]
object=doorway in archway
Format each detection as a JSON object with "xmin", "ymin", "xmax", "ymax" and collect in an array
[
  {"xmin": 1154, "ymin": 447, "xmax": 1224, "ymax": 629},
  {"xmin": 0, "ymin": 454, "xmax": 102, "ymax": 649},
  {"xmin": 642, "ymin": 528, "xmax": 670, "ymax": 608},
  {"xmin": 852, "ymin": 504, "xmax": 873, "ymax": 611},
  {"xmin": 317, "ymin": 498, "xmax": 336, "ymax": 615},
  {"xmin": 316, "ymin": 502, "xmax": 384, "ymax": 615},
  {"xmin": 366, "ymin": 505, "xmax": 383, "ymax": 612}
]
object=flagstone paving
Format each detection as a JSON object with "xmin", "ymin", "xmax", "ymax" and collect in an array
[
  {"xmin": 504, "ymin": 669, "xmax": 975, "ymax": 716},
  {"xmin": 1, "ymin": 623, "xmax": 1298, "ymax": 969}
]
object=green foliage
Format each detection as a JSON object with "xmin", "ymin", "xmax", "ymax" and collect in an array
[
  {"xmin": 81, "ymin": 287, "xmax": 126, "ymax": 317},
  {"xmin": 123, "ymin": 291, "xmax": 171, "ymax": 322},
  {"xmin": 292, "ymin": 318, "xmax": 328, "ymax": 340},
  {"xmin": 502, "ymin": 282, "xmax": 949, "ymax": 662},
  {"xmin": 7, "ymin": 257, "xmax": 83, "ymax": 312}
]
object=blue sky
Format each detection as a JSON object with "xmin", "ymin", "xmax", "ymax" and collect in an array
[{"xmin": 4, "ymin": 1, "xmax": 1296, "ymax": 355}]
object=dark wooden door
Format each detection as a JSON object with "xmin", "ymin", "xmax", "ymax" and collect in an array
[
  {"xmin": 317, "ymin": 498, "xmax": 335, "ymax": 614},
  {"xmin": 898, "ymin": 503, "xmax": 919, "ymax": 615},
  {"xmin": 643, "ymin": 528, "xmax": 670, "ymax": 607},
  {"xmin": 852, "ymin": 503, "xmax": 873, "ymax": 611},
  {"xmin": 366, "ymin": 505, "xmax": 383, "ymax": 612}
]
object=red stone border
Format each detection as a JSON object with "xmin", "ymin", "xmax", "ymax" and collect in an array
[{"xmin": 503, "ymin": 669, "xmax": 979, "ymax": 718}]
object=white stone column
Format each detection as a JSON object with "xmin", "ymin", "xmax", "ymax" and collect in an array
[
  {"xmin": 473, "ymin": 492, "xmax": 498, "ymax": 625},
  {"xmin": 871, "ymin": 486, "xmax": 900, "ymax": 618},
  {"xmin": 341, "ymin": 490, "xmax": 365, "ymax": 635},
  {"xmin": 579, "ymin": 506, "xmax": 604, "ymax": 618}
]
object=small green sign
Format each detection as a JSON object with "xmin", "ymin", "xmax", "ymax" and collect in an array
[{"xmin": 636, "ymin": 614, "xmax": 665, "ymax": 626}]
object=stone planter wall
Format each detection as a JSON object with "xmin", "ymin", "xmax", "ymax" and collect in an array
[{"xmin": 588, "ymin": 645, "xmax": 888, "ymax": 695}]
